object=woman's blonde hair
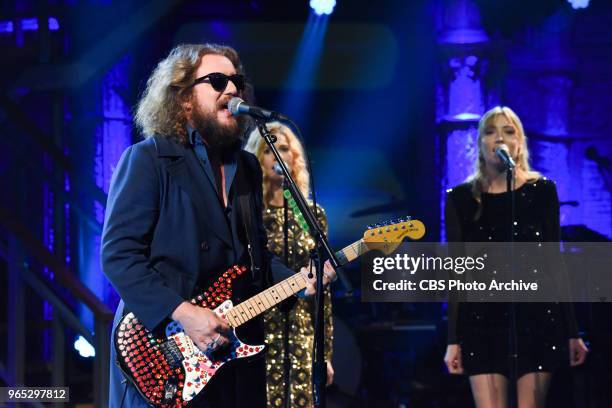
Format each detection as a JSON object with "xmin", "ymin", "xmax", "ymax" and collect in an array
[
  {"xmin": 134, "ymin": 43, "xmax": 245, "ymax": 144},
  {"xmin": 469, "ymin": 106, "xmax": 540, "ymax": 201},
  {"xmin": 244, "ymin": 122, "xmax": 310, "ymax": 206}
]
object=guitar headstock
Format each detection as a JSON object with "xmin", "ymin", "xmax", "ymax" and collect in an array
[{"xmin": 362, "ymin": 217, "xmax": 426, "ymax": 255}]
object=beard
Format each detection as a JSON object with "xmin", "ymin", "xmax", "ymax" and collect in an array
[{"xmin": 191, "ymin": 98, "xmax": 247, "ymax": 156}]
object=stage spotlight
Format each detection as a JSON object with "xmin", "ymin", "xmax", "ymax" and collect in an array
[
  {"xmin": 567, "ymin": 0, "xmax": 589, "ymax": 9},
  {"xmin": 310, "ymin": 0, "xmax": 336, "ymax": 16},
  {"xmin": 74, "ymin": 335, "xmax": 95, "ymax": 358}
]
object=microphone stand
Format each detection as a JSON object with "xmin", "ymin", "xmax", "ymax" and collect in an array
[
  {"xmin": 282, "ymin": 176, "xmax": 291, "ymax": 408},
  {"xmin": 255, "ymin": 118, "xmax": 340, "ymax": 408},
  {"xmin": 506, "ymin": 166, "xmax": 519, "ymax": 408}
]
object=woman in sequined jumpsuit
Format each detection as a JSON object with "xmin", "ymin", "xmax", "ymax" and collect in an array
[
  {"xmin": 245, "ymin": 122, "xmax": 334, "ymax": 408},
  {"xmin": 443, "ymin": 106, "xmax": 588, "ymax": 407}
]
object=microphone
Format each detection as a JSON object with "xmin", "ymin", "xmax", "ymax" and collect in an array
[
  {"xmin": 273, "ymin": 162, "xmax": 290, "ymax": 176},
  {"xmin": 495, "ymin": 145, "xmax": 516, "ymax": 170},
  {"xmin": 227, "ymin": 97, "xmax": 285, "ymax": 121}
]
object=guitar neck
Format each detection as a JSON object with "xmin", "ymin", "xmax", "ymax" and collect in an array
[
  {"xmin": 334, "ymin": 238, "xmax": 369, "ymax": 265},
  {"xmin": 226, "ymin": 239, "xmax": 369, "ymax": 328}
]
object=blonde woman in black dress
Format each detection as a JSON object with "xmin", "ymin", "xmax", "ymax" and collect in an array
[{"xmin": 443, "ymin": 106, "xmax": 588, "ymax": 407}]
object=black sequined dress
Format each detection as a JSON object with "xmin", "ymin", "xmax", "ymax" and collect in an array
[{"xmin": 445, "ymin": 178, "xmax": 579, "ymax": 377}]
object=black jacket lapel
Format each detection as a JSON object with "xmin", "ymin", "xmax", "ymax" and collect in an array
[{"xmin": 153, "ymin": 136, "xmax": 232, "ymax": 247}]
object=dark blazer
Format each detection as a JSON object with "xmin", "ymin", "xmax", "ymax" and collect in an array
[
  {"xmin": 102, "ymin": 135, "xmax": 292, "ymax": 407},
  {"xmin": 101, "ymin": 135, "xmax": 285, "ymax": 330}
]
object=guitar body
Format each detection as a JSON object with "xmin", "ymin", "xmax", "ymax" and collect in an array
[
  {"xmin": 113, "ymin": 217, "xmax": 425, "ymax": 407},
  {"xmin": 114, "ymin": 266, "xmax": 265, "ymax": 407}
]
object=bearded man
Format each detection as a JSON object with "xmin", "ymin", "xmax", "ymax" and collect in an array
[{"xmin": 101, "ymin": 43, "xmax": 335, "ymax": 408}]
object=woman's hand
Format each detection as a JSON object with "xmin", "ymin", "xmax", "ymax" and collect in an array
[
  {"xmin": 444, "ymin": 344, "xmax": 464, "ymax": 374},
  {"xmin": 569, "ymin": 338, "xmax": 588, "ymax": 366},
  {"xmin": 301, "ymin": 260, "xmax": 336, "ymax": 296},
  {"xmin": 326, "ymin": 361, "xmax": 334, "ymax": 386}
]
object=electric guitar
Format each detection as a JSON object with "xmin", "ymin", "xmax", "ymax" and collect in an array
[{"xmin": 114, "ymin": 217, "xmax": 425, "ymax": 407}]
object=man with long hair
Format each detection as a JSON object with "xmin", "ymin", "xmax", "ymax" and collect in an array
[{"xmin": 101, "ymin": 44, "xmax": 335, "ymax": 407}]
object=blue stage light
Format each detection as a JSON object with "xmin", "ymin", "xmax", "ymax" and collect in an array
[
  {"xmin": 0, "ymin": 21, "xmax": 13, "ymax": 33},
  {"xmin": 48, "ymin": 17, "xmax": 60, "ymax": 31},
  {"xmin": 21, "ymin": 18, "xmax": 38, "ymax": 31},
  {"xmin": 310, "ymin": 0, "xmax": 336, "ymax": 16},
  {"xmin": 0, "ymin": 17, "xmax": 59, "ymax": 33},
  {"xmin": 74, "ymin": 335, "xmax": 95, "ymax": 358},
  {"xmin": 567, "ymin": 0, "xmax": 589, "ymax": 9}
]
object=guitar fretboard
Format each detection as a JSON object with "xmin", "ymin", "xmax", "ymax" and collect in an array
[
  {"xmin": 335, "ymin": 238, "xmax": 369, "ymax": 264},
  {"xmin": 226, "ymin": 273, "xmax": 306, "ymax": 327},
  {"xmin": 226, "ymin": 239, "xmax": 369, "ymax": 328}
]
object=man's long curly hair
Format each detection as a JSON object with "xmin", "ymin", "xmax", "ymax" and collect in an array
[{"xmin": 134, "ymin": 43, "xmax": 247, "ymax": 144}]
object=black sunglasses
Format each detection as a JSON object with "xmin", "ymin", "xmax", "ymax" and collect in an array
[{"xmin": 191, "ymin": 72, "xmax": 245, "ymax": 93}]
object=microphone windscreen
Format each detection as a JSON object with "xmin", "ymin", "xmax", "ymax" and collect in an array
[
  {"xmin": 227, "ymin": 97, "xmax": 244, "ymax": 115},
  {"xmin": 273, "ymin": 162, "xmax": 290, "ymax": 176},
  {"xmin": 495, "ymin": 144, "xmax": 510, "ymax": 154}
]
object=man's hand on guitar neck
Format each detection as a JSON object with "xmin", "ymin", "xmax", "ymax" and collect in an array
[
  {"xmin": 171, "ymin": 302, "xmax": 232, "ymax": 352},
  {"xmin": 301, "ymin": 260, "xmax": 337, "ymax": 296}
]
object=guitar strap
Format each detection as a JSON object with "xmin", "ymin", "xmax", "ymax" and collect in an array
[{"xmin": 234, "ymin": 152, "xmax": 268, "ymax": 288}]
